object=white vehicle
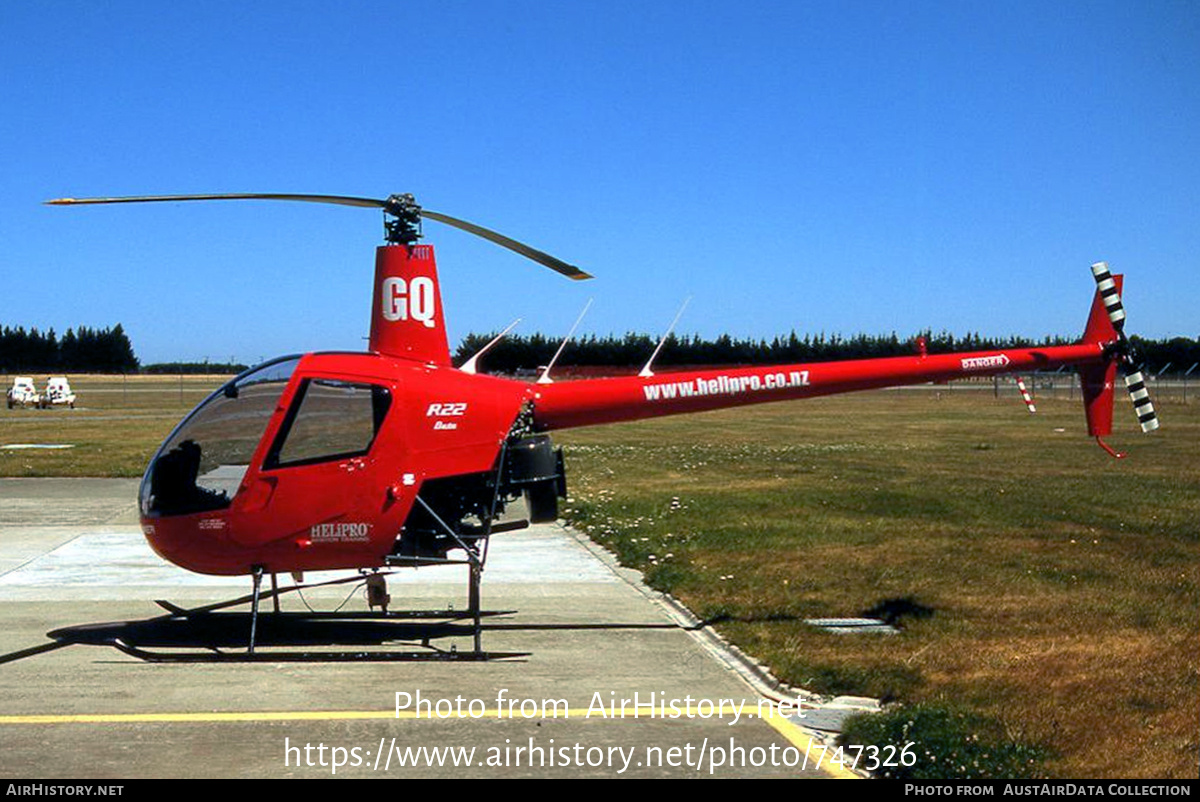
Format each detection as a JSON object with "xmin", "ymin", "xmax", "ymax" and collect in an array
[
  {"xmin": 6, "ymin": 377, "xmax": 42, "ymax": 409},
  {"xmin": 42, "ymin": 376, "xmax": 76, "ymax": 409}
]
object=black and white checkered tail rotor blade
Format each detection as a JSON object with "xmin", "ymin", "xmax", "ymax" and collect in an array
[
  {"xmin": 1124, "ymin": 367, "xmax": 1159, "ymax": 432},
  {"xmin": 1090, "ymin": 261, "xmax": 1126, "ymax": 332},
  {"xmin": 1090, "ymin": 261, "xmax": 1159, "ymax": 433}
]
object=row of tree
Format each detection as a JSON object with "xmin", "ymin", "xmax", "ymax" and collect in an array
[
  {"xmin": 3, "ymin": 324, "xmax": 1197, "ymax": 375},
  {"xmin": 143, "ymin": 361, "xmax": 250, "ymax": 375},
  {"xmin": 454, "ymin": 330, "xmax": 1200, "ymax": 373},
  {"xmin": 0, "ymin": 324, "xmax": 139, "ymax": 373}
]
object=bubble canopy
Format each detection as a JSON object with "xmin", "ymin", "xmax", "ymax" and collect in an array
[{"xmin": 139, "ymin": 357, "xmax": 300, "ymax": 517}]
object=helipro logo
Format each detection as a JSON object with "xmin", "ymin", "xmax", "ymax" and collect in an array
[{"xmin": 309, "ymin": 522, "xmax": 372, "ymax": 543}]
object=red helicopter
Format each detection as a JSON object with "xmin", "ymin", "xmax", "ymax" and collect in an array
[{"xmin": 46, "ymin": 193, "xmax": 1157, "ymax": 659}]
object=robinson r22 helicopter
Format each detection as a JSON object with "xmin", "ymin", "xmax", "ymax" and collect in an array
[{"xmin": 45, "ymin": 192, "xmax": 1157, "ymax": 660}]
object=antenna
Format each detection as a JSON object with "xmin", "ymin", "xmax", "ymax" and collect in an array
[
  {"xmin": 460, "ymin": 319, "xmax": 522, "ymax": 375},
  {"xmin": 639, "ymin": 297, "xmax": 692, "ymax": 378},
  {"xmin": 537, "ymin": 299, "xmax": 593, "ymax": 385}
]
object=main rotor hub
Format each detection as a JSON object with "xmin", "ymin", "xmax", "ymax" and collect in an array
[{"xmin": 381, "ymin": 193, "xmax": 424, "ymax": 245}]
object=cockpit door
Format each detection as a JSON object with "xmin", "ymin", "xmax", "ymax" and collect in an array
[{"xmin": 228, "ymin": 376, "xmax": 395, "ymax": 551}]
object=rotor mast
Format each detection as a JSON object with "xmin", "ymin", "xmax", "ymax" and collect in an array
[{"xmin": 380, "ymin": 193, "xmax": 424, "ymax": 245}]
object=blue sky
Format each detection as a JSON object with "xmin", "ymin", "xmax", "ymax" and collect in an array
[{"xmin": 2, "ymin": 1, "xmax": 1197, "ymax": 364}]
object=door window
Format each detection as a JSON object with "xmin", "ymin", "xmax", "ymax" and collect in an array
[{"xmin": 265, "ymin": 379, "xmax": 391, "ymax": 469}]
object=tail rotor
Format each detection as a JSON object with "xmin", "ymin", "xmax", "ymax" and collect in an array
[{"xmin": 1089, "ymin": 261, "xmax": 1159, "ymax": 434}]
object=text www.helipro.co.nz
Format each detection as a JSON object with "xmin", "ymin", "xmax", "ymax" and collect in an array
[{"xmin": 642, "ymin": 370, "xmax": 810, "ymax": 402}]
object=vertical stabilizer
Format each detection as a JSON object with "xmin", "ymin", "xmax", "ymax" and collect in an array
[
  {"xmin": 1079, "ymin": 273, "xmax": 1120, "ymax": 440},
  {"xmin": 369, "ymin": 244, "xmax": 451, "ymax": 364},
  {"xmin": 1080, "ymin": 360, "xmax": 1117, "ymax": 437},
  {"xmin": 1083, "ymin": 271, "xmax": 1121, "ymax": 344}
]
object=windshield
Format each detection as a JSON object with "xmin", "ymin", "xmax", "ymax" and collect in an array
[{"xmin": 140, "ymin": 357, "xmax": 300, "ymax": 516}]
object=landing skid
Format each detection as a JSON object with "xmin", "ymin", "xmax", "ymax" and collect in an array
[
  {"xmin": 46, "ymin": 568, "xmax": 527, "ymax": 663},
  {"xmin": 50, "ymin": 610, "xmax": 527, "ymax": 663}
]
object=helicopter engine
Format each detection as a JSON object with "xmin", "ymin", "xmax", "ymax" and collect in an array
[{"xmin": 394, "ymin": 433, "xmax": 566, "ymax": 561}]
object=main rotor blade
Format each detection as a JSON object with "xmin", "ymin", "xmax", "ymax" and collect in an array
[
  {"xmin": 46, "ymin": 193, "xmax": 388, "ymax": 210},
  {"xmin": 422, "ymin": 209, "xmax": 592, "ymax": 281},
  {"xmin": 47, "ymin": 193, "xmax": 593, "ymax": 280}
]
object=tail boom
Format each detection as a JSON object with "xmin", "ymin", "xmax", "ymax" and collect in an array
[{"xmin": 531, "ymin": 343, "xmax": 1107, "ymax": 431}]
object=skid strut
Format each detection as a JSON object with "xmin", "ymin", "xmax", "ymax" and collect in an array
[{"xmin": 248, "ymin": 565, "xmax": 264, "ymax": 655}]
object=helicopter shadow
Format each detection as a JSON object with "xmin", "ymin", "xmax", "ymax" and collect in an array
[
  {"xmin": 0, "ymin": 610, "xmax": 692, "ymax": 664},
  {"xmin": 42, "ymin": 610, "xmax": 520, "ymax": 663}
]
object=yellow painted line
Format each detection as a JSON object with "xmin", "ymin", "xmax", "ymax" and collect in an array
[
  {"xmin": 0, "ymin": 706, "xmax": 729, "ymax": 724},
  {"xmin": 0, "ymin": 711, "xmax": 399, "ymax": 724},
  {"xmin": 1, "ymin": 703, "xmax": 861, "ymax": 779},
  {"xmin": 760, "ymin": 713, "xmax": 861, "ymax": 780},
  {"xmin": 1, "ymin": 704, "xmax": 862, "ymax": 778},
  {"xmin": 0, "ymin": 707, "xmax": 643, "ymax": 725}
]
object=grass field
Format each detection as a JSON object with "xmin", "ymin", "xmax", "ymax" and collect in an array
[
  {"xmin": 0, "ymin": 374, "xmax": 222, "ymax": 476},
  {"xmin": 2, "ymin": 374, "xmax": 1196, "ymax": 778},
  {"xmin": 555, "ymin": 387, "xmax": 1199, "ymax": 779}
]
